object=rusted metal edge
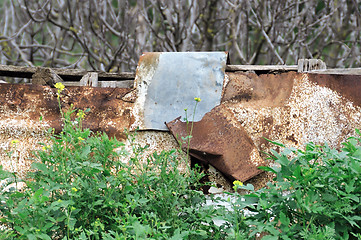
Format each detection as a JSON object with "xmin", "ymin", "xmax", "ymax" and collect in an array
[
  {"xmin": 166, "ymin": 105, "xmax": 265, "ymax": 182},
  {"xmin": 0, "ymin": 64, "xmax": 135, "ymax": 81}
]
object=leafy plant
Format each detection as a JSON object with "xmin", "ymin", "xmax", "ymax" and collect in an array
[
  {"xmin": 3, "ymin": 82, "xmax": 361, "ymax": 239},
  {"xmin": 0, "ymin": 85, "xmax": 222, "ymax": 239},
  {"xmin": 228, "ymin": 132, "xmax": 361, "ymax": 239}
]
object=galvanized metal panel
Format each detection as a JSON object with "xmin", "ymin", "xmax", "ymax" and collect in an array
[{"xmin": 131, "ymin": 52, "xmax": 227, "ymax": 130}]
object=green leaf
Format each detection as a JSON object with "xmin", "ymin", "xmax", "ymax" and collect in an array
[
  {"xmin": 350, "ymin": 161, "xmax": 361, "ymax": 173},
  {"xmin": 352, "ymin": 148, "xmax": 361, "ymax": 159},
  {"xmin": 80, "ymin": 145, "xmax": 91, "ymax": 159},
  {"xmin": 263, "ymin": 137, "xmax": 285, "ymax": 147},
  {"xmin": 27, "ymin": 234, "xmax": 37, "ymax": 240},
  {"xmin": 240, "ymin": 184, "xmax": 255, "ymax": 191},
  {"xmin": 38, "ymin": 233, "xmax": 51, "ymax": 240},
  {"xmin": 258, "ymin": 166, "xmax": 278, "ymax": 174},
  {"xmin": 345, "ymin": 179, "xmax": 356, "ymax": 193},
  {"xmin": 322, "ymin": 193, "xmax": 338, "ymax": 202},
  {"xmin": 169, "ymin": 228, "xmax": 189, "ymax": 240},
  {"xmin": 67, "ymin": 217, "xmax": 76, "ymax": 231},
  {"xmin": 14, "ymin": 226, "xmax": 25, "ymax": 234},
  {"xmin": 34, "ymin": 188, "xmax": 44, "ymax": 198},
  {"xmin": 279, "ymin": 212, "xmax": 290, "ymax": 227},
  {"xmin": 0, "ymin": 165, "xmax": 12, "ymax": 179},
  {"xmin": 262, "ymin": 235, "xmax": 278, "ymax": 240}
]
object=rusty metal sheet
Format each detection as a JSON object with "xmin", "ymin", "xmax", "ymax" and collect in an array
[
  {"xmin": 0, "ymin": 83, "xmax": 134, "ymax": 178},
  {"xmin": 166, "ymin": 105, "xmax": 265, "ymax": 182},
  {"xmin": 308, "ymin": 73, "xmax": 361, "ymax": 107},
  {"xmin": 0, "ymin": 83, "xmax": 133, "ymax": 139},
  {"xmin": 222, "ymin": 72, "xmax": 361, "ymax": 154},
  {"xmin": 131, "ymin": 52, "xmax": 227, "ymax": 130}
]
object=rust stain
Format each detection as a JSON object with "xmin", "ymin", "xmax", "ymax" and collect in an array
[
  {"xmin": 131, "ymin": 52, "xmax": 161, "ymax": 130},
  {"xmin": 0, "ymin": 83, "xmax": 134, "ymax": 178},
  {"xmin": 166, "ymin": 105, "xmax": 265, "ymax": 182},
  {"xmin": 222, "ymin": 72, "xmax": 295, "ymax": 108},
  {"xmin": 308, "ymin": 73, "xmax": 361, "ymax": 107},
  {"xmin": 224, "ymin": 72, "xmax": 361, "ymax": 153},
  {"xmin": 2, "ymin": 69, "xmax": 361, "ymax": 191},
  {"xmin": 0, "ymin": 84, "xmax": 133, "ymax": 139}
]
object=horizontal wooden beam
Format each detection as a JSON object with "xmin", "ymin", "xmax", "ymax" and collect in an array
[
  {"xmin": 308, "ymin": 68, "xmax": 361, "ymax": 75},
  {"xmin": 0, "ymin": 64, "xmax": 135, "ymax": 81},
  {"xmin": 0, "ymin": 64, "xmax": 301, "ymax": 82},
  {"xmin": 226, "ymin": 65, "xmax": 298, "ymax": 72},
  {"xmin": 64, "ymin": 80, "xmax": 134, "ymax": 88}
]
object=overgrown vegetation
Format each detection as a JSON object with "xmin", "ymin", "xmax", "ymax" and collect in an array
[
  {"xmin": 228, "ymin": 137, "xmax": 361, "ymax": 239},
  {"xmin": 1, "ymin": 84, "xmax": 361, "ymax": 239}
]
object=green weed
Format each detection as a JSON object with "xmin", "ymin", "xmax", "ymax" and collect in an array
[
  {"xmin": 1, "ymin": 83, "xmax": 361, "ymax": 239},
  {"xmin": 0, "ymin": 85, "xmax": 223, "ymax": 239},
  {"xmin": 229, "ymin": 134, "xmax": 361, "ymax": 239}
]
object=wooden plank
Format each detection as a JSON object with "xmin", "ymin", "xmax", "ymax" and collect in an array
[
  {"xmin": 6, "ymin": 63, "xmax": 352, "ymax": 84},
  {"xmin": 309, "ymin": 68, "xmax": 361, "ymax": 75},
  {"xmin": 80, "ymin": 72, "xmax": 99, "ymax": 87},
  {"xmin": 64, "ymin": 80, "xmax": 134, "ymax": 88},
  {"xmin": 0, "ymin": 64, "xmax": 135, "ymax": 81},
  {"xmin": 226, "ymin": 65, "xmax": 298, "ymax": 72}
]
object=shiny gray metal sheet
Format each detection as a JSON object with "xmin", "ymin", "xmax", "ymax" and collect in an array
[{"xmin": 131, "ymin": 52, "xmax": 227, "ymax": 130}]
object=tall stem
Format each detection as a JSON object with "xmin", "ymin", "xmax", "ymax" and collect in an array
[{"xmin": 186, "ymin": 101, "xmax": 198, "ymax": 157}]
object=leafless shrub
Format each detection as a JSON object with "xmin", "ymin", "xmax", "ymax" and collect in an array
[{"xmin": 0, "ymin": 0, "xmax": 359, "ymax": 72}]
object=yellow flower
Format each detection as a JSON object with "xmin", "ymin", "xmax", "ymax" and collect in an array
[
  {"xmin": 233, "ymin": 180, "xmax": 243, "ymax": 187},
  {"xmin": 194, "ymin": 97, "xmax": 201, "ymax": 102},
  {"xmin": 77, "ymin": 111, "xmax": 85, "ymax": 119},
  {"xmin": 42, "ymin": 145, "xmax": 50, "ymax": 151},
  {"xmin": 78, "ymin": 137, "xmax": 85, "ymax": 141},
  {"xmin": 54, "ymin": 82, "xmax": 65, "ymax": 92},
  {"xmin": 11, "ymin": 139, "xmax": 19, "ymax": 145},
  {"xmin": 71, "ymin": 187, "xmax": 78, "ymax": 192}
]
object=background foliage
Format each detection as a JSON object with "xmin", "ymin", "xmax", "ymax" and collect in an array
[{"xmin": 0, "ymin": 0, "xmax": 360, "ymax": 73}]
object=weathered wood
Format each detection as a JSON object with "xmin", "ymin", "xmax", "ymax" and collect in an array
[
  {"xmin": 298, "ymin": 59, "xmax": 326, "ymax": 72},
  {"xmin": 64, "ymin": 80, "xmax": 134, "ymax": 88},
  {"xmin": 309, "ymin": 68, "xmax": 361, "ymax": 75},
  {"xmin": 226, "ymin": 65, "xmax": 298, "ymax": 72},
  {"xmin": 32, "ymin": 67, "xmax": 64, "ymax": 86},
  {"xmin": 80, "ymin": 72, "xmax": 98, "ymax": 87},
  {"xmin": 0, "ymin": 64, "xmax": 135, "ymax": 81}
]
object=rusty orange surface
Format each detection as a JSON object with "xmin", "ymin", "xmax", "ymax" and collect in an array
[
  {"xmin": 0, "ymin": 83, "xmax": 134, "ymax": 139},
  {"xmin": 166, "ymin": 105, "xmax": 265, "ymax": 182},
  {"xmin": 2, "ymin": 70, "xmax": 361, "ymax": 189}
]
